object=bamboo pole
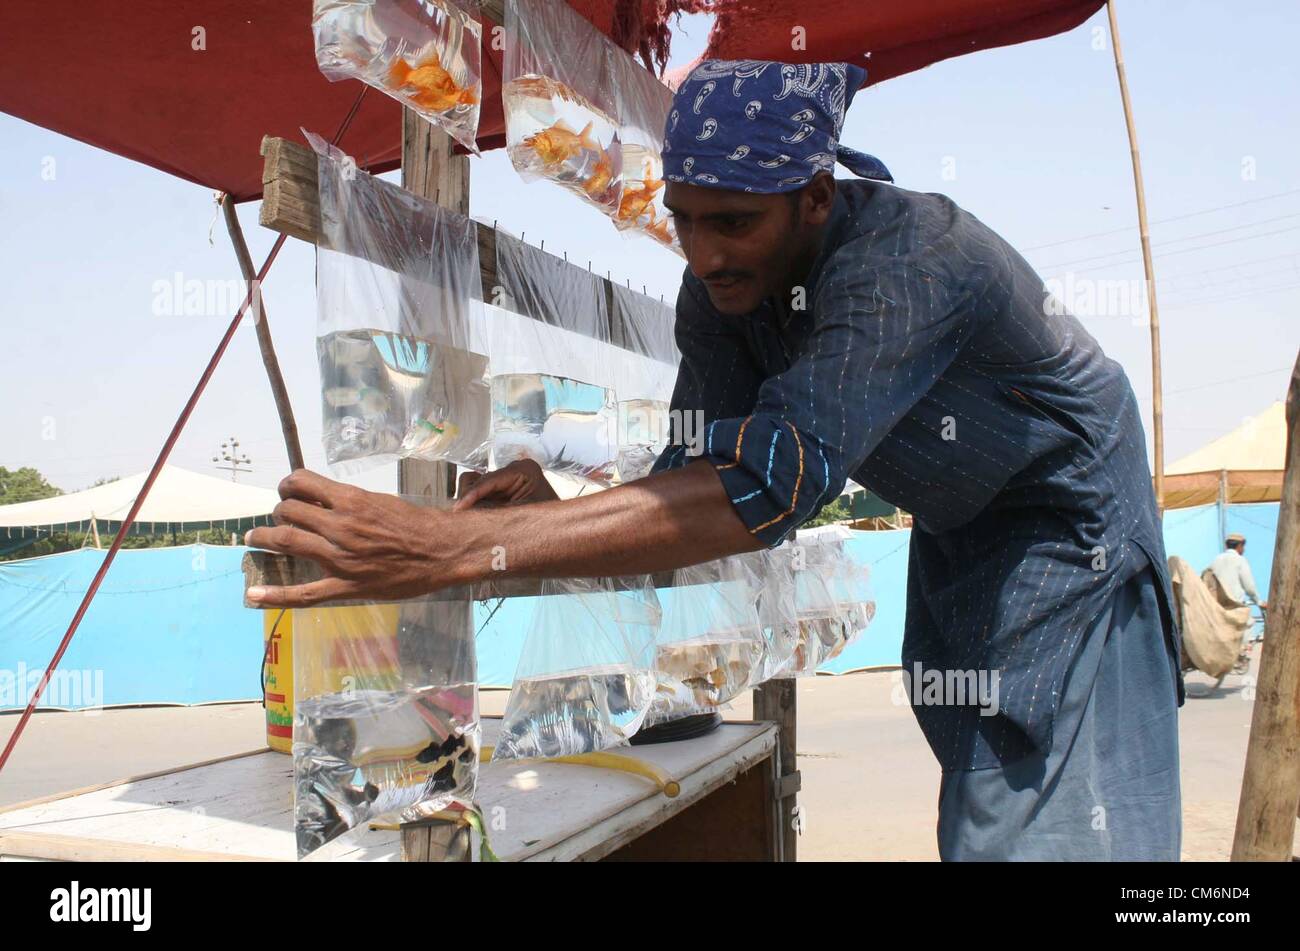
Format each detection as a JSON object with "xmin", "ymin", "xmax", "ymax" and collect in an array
[
  {"xmin": 1231, "ymin": 351, "xmax": 1300, "ymax": 860},
  {"xmin": 1106, "ymin": 0, "xmax": 1165, "ymax": 511},
  {"xmin": 221, "ymin": 195, "xmax": 306, "ymax": 472}
]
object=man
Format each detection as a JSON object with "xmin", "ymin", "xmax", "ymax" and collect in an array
[
  {"xmin": 1209, "ymin": 534, "xmax": 1267, "ymax": 611},
  {"xmin": 247, "ymin": 60, "xmax": 1183, "ymax": 860}
]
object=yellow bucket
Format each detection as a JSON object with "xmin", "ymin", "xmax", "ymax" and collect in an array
[{"xmin": 262, "ymin": 605, "xmax": 403, "ymax": 754}]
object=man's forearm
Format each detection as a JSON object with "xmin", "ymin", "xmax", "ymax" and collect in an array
[{"xmin": 446, "ymin": 459, "xmax": 764, "ymax": 584}]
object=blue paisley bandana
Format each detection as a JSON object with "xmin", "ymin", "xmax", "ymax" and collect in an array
[{"xmin": 661, "ymin": 60, "xmax": 892, "ymax": 193}]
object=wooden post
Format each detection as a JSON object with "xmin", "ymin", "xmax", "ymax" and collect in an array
[
  {"xmin": 221, "ymin": 195, "xmax": 305, "ymax": 472},
  {"xmin": 397, "ymin": 110, "xmax": 474, "ymax": 862},
  {"xmin": 1218, "ymin": 468, "xmax": 1229, "ymax": 544},
  {"xmin": 1106, "ymin": 0, "xmax": 1165, "ymax": 511},
  {"xmin": 753, "ymin": 680, "xmax": 798, "ymax": 861},
  {"xmin": 1231, "ymin": 351, "xmax": 1300, "ymax": 860}
]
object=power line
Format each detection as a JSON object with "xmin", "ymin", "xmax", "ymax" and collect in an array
[
  {"xmin": 1152, "ymin": 251, "xmax": 1300, "ymax": 282},
  {"xmin": 1017, "ymin": 187, "xmax": 1300, "ymax": 253},
  {"xmin": 1160, "ymin": 264, "xmax": 1300, "ymax": 300},
  {"xmin": 1034, "ymin": 215, "xmax": 1300, "ymax": 270},
  {"xmin": 1134, "ymin": 365, "xmax": 1295, "ymax": 401},
  {"xmin": 1161, "ymin": 280, "xmax": 1300, "ymax": 311},
  {"xmin": 1048, "ymin": 225, "xmax": 1300, "ymax": 276}
]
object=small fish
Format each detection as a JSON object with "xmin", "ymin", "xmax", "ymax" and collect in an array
[
  {"xmin": 581, "ymin": 148, "xmax": 616, "ymax": 198},
  {"xmin": 523, "ymin": 119, "xmax": 599, "ymax": 169},
  {"xmin": 387, "ymin": 53, "xmax": 477, "ymax": 113},
  {"xmin": 645, "ymin": 210, "xmax": 674, "ymax": 245},
  {"xmin": 616, "ymin": 177, "xmax": 664, "ymax": 222}
]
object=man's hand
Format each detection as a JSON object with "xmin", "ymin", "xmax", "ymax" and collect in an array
[
  {"xmin": 245, "ymin": 470, "xmax": 465, "ymax": 608},
  {"xmin": 454, "ymin": 459, "xmax": 558, "ymax": 510}
]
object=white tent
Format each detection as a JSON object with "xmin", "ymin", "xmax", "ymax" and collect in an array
[
  {"xmin": 0, "ymin": 465, "xmax": 281, "ymax": 540},
  {"xmin": 1165, "ymin": 401, "xmax": 1287, "ymax": 509}
]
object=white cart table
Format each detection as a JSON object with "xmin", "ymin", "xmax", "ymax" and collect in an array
[{"xmin": 0, "ymin": 717, "xmax": 783, "ymax": 862}]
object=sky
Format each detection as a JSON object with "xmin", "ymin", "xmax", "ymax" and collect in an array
[{"xmin": 1, "ymin": 0, "xmax": 1296, "ymax": 495}]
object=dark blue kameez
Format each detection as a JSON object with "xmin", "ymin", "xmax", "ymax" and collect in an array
[{"xmin": 652, "ymin": 179, "xmax": 1184, "ymax": 859}]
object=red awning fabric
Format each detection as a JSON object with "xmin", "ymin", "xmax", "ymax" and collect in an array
[
  {"xmin": 0, "ymin": 0, "xmax": 1102, "ymax": 202},
  {"xmin": 692, "ymin": 0, "xmax": 1105, "ymax": 87}
]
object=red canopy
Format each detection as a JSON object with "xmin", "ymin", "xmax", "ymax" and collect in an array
[{"xmin": 0, "ymin": 0, "xmax": 1103, "ymax": 202}]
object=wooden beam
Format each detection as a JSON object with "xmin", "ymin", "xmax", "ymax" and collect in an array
[
  {"xmin": 242, "ymin": 549, "xmax": 674, "ymax": 606},
  {"xmin": 1232, "ymin": 349, "xmax": 1300, "ymax": 861},
  {"xmin": 259, "ymin": 134, "xmax": 650, "ymax": 341}
]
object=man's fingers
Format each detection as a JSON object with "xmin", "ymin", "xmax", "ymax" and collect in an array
[
  {"xmin": 453, "ymin": 472, "xmax": 506, "ymax": 511},
  {"xmin": 277, "ymin": 468, "xmax": 344, "ymax": 507},
  {"xmin": 455, "ymin": 471, "xmax": 482, "ymax": 502},
  {"xmin": 246, "ymin": 577, "xmax": 354, "ymax": 608},
  {"xmin": 244, "ymin": 524, "xmax": 338, "ymax": 566},
  {"xmin": 272, "ymin": 498, "xmax": 335, "ymax": 537}
]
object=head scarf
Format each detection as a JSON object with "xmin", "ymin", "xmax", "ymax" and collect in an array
[{"xmin": 661, "ymin": 60, "xmax": 892, "ymax": 193}]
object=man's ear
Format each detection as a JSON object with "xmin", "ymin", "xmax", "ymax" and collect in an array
[{"xmin": 804, "ymin": 171, "xmax": 837, "ymax": 226}]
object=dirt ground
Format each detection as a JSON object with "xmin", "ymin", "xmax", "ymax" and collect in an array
[{"xmin": 1, "ymin": 654, "xmax": 1293, "ymax": 860}]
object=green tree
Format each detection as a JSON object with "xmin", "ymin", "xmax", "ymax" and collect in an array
[
  {"xmin": 0, "ymin": 467, "xmax": 63, "ymax": 504},
  {"xmin": 804, "ymin": 496, "xmax": 851, "ymax": 528}
]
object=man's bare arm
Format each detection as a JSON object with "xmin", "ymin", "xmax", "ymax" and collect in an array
[{"xmin": 244, "ymin": 460, "xmax": 763, "ymax": 607}]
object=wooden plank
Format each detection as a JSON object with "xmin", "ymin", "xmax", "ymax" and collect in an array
[
  {"xmin": 1232, "ymin": 351, "xmax": 1300, "ymax": 861},
  {"xmin": 241, "ymin": 549, "xmax": 675, "ymax": 607},
  {"xmin": 0, "ymin": 747, "xmax": 269, "ymax": 816},
  {"xmin": 258, "ymin": 135, "xmax": 671, "ymax": 348},
  {"xmin": 0, "ymin": 830, "xmax": 275, "ymax": 863}
]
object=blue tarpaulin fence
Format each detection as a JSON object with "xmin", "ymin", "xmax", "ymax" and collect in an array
[{"xmin": 1, "ymin": 501, "xmax": 1279, "ymax": 707}]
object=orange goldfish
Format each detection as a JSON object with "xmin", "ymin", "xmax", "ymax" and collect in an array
[
  {"xmin": 523, "ymin": 119, "xmax": 600, "ymax": 169},
  {"xmin": 645, "ymin": 208, "xmax": 675, "ymax": 245},
  {"xmin": 387, "ymin": 54, "xmax": 478, "ymax": 113},
  {"xmin": 581, "ymin": 149, "xmax": 617, "ymax": 199},
  {"xmin": 616, "ymin": 176, "xmax": 664, "ymax": 222}
]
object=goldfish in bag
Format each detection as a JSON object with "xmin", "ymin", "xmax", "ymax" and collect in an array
[{"xmin": 388, "ymin": 53, "xmax": 478, "ymax": 113}]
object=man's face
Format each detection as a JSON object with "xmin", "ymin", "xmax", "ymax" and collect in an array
[{"xmin": 664, "ymin": 175, "xmax": 835, "ymax": 316}]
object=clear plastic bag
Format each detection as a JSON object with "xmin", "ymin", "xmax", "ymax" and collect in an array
[
  {"xmin": 293, "ymin": 500, "xmax": 478, "ymax": 858},
  {"xmin": 485, "ymin": 237, "xmax": 617, "ymax": 481},
  {"xmin": 312, "ymin": 0, "xmax": 483, "ymax": 154},
  {"xmin": 646, "ymin": 556, "xmax": 766, "ymax": 726},
  {"xmin": 610, "ymin": 284, "xmax": 677, "ymax": 481},
  {"xmin": 493, "ymin": 576, "xmax": 661, "ymax": 761},
  {"xmin": 737, "ymin": 545, "xmax": 803, "ymax": 683},
  {"xmin": 502, "ymin": 0, "xmax": 624, "ymax": 215},
  {"xmin": 611, "ymin": 52, "xmax": 678, "ymax": 254},
  {"xmin": 309, "ymin": 131, "xmax": 492, "ymax": 476},
  {"xmin": 827, "ymin": 547, "xmax": 877, "ymax": 658},
  {"xmin": 487, "ymin": 235, "xmax": 677, "ymax": 485},
  {"xmin": 799, "ymin": 537, "xmax": 876, "ymax": 664},
  {"xmin": 772, "ymin": 543, "xmax": 842, "ymax": 677}
]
